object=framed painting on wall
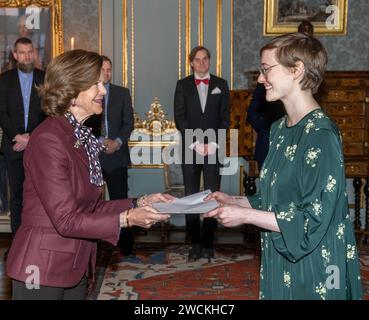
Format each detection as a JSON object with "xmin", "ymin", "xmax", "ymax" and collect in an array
[
  {"xmin": 0, "ymin": 1, "xmax": 63, "ymax": 228},
  {"xmin": 264, "ymin": 0, "xmax": 348, "ymax": 36},
  {"xmin": 0, "ymin": 0, "xmax": 63, "ymax": 73}
]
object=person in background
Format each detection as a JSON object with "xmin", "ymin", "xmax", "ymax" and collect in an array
[
  {"xmin": 174, "ymin": 46, "xmax": 230, "ymax": 261},
  {"xmin": 205, "ymin": 33, "xmax": 362, "ymax": 300},
  {"xmin": 6, "ymin": 49, "xmax": 174, "ymax": 300},
  {"xmin": 84, "ymin": 56, "xmax": 135, "ymax": 256},
  {"xmin": 0, "ymin": 135, "xmax": 8, "ymax": 213},
  {"xmin": 298, "ymin": 20, "xmax": 314, "ymax": 36},
  {"xmin": 0, "ymin": 37, "xmax": 46, "ymax": 236},
  {"xmin": 16, "ymin": 14, "xmax": 45, "ymax": 69},
  {"xmin": 246, "ymin": 83, "xmax": 285, "ymax": 170}
]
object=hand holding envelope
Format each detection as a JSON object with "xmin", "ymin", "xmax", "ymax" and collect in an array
[{"xmin": 152, "ymin": 190, "xmax": 220, "ymax": 214}]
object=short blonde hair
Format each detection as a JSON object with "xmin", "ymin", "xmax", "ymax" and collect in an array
[
  {"xmin": 38, "ymin": 50, "xmax": 102, "ymax": 116},
  {"xmin": 260, "ymin": 32, "xmax": 327, "ymax": 94}
]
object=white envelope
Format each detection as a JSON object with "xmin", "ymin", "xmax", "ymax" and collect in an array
[
  {"xmin": 152, "ymin": 190, "xmax": 219, "ymax": 214},
  {"xmin": 211, "ymin": 87, "xmax": 221, "ymax": 94}
]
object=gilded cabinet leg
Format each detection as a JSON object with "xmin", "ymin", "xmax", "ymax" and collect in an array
[
  {"xmin": 363, "ymin": 178, "xmax": 369, "ymax": 245},
  {"xmin": 353, "ymin": 177, "xmax": 362, "ymax": 232}
]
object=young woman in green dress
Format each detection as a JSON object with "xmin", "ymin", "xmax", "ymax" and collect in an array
[{"xmin": 205, "ymin": 32, "xmax": 362, "ymax": 300}]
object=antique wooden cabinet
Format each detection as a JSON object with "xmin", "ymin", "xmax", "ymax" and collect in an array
[
  {"xmin": 228, "ymin": 90, "xmax": 254, "ymax": 158},
  {"xmin": 316, "ymin": 71, "xmax": 369, "ymax": 179}
]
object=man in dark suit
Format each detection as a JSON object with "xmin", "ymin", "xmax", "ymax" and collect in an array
[
  {"xmin": 246, "ymin": 83, "xmax": 285, "ymax": 170},
  {"xmin": 84, "ymin": 56, "xmax": 134, "ymax": 256},
  {"xmin": 174, "ymin": 46, "xmax": 230, "ymax": 261},
  {"xmin": 0, "ymin": 37, "xmax": 45, "ymax": 234}
]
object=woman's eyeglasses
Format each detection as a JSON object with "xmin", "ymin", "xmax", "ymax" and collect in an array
[{"xmin": 259, "ymin": 64, "xmax": 279, "ymax": 75}]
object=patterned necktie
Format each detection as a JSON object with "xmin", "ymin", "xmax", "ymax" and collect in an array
[{"xmin": 101, "ymin": 97, "xmax": 107, "ymax": 138}]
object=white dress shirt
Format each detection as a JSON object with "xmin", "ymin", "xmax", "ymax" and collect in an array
[
  {"xmin": 194, "ymin": 72, "xmax": 210, "ymax": 113},
  {"xmin": 190, "ymin": 73, "xmax": 218, "ymax": 152}
]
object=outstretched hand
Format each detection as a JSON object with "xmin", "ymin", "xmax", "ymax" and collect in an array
[
  {"xmin": 129, "ymin": 205, "xmax": 170, "ymax": 229},
  {"xmin": 146, "ymin": 193, "xmax": 176, "ymax": 205},
  {"xmin": 203, "ymin": 204, "xmax": 249, "ymax": 228},
  {"xmin": 204, "ymin": 191, "xmax": 234, "ymax": 205}
]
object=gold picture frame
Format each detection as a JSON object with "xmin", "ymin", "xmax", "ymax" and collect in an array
[
  {"xmin": 0, "ymin": 0, "xmax": 63, "ymax": 72},
  {"xmin": 264, "ymin": 0, "xmax": 348, "ymax": 36}
]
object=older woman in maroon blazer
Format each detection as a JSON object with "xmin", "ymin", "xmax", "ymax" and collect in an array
[{"xmin": 6, "ymin": 50, "xmax": 173, "ymax": 300}]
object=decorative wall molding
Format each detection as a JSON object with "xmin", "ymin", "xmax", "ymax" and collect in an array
[
  {"xmin": 198, "ymin": 0, "xmax": 203, "ymax": 46},
  {"xmin": 130, "ymin": 0, "xmax": 135, "ymax": 108},
  {"xmin": 99, "ymin": 0, "xmax": 102, "ymax": 54},
  {"xmin": 99, "ymin": 0, "xmax": 232, "ymax": 118},
  {"xmin": 185, "ymin": 0, "xmax": 191, "ymax": 76},
  {"xmin": 178, "ymin": 0, "xmax": 182, "ymax": 80},
  {"xmin": 230, "ymin": 0, "xmax": 234, "ymax": 89},
  {"xmin": 122, "ymin": 0, "xmax": 128, "ymax": 87},
  {"xmin": 216, "ymin": 0, "xmax": 222, "ymax": 77}
]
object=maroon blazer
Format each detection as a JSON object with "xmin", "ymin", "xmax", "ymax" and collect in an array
[{"xmin": 6, "ymin": 116, "xmax": 132, "ymax": 288}]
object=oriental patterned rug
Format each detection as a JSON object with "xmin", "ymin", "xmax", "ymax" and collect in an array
[
  {"xmin": 91, "ymin": 243, "xmax": 258, "ymax": 300},
  {"xmin": 90, "ymin": 242, "xmax": 369, "ymax": 300}
]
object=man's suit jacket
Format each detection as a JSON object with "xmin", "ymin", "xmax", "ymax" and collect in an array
[
  {"xmin": 174, "ymin": 74, "xmax": 230, "ymax": 151},
  {"xmin": 6, "ymin": 116, "xmax": 132, "ymax": 288},
  {"xmin": 85, "ymin": 84, "xmax": 134, "ymax": 173},
  {"xmin": 0, "ymin": 68, "xmax": 46, "ymax": 160},
  {"xmin": 246, "ymin": 83, "xmax": 285, "ymax": 170}
]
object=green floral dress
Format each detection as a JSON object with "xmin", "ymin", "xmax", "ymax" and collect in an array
[{"xmin": 248, "ymin": 109, "xmax": 362, "ymax": 300}]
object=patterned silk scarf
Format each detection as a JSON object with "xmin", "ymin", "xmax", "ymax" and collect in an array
[{"xmin": 65, "ymin": 111, "xmax": 105, "ymax": 187}]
